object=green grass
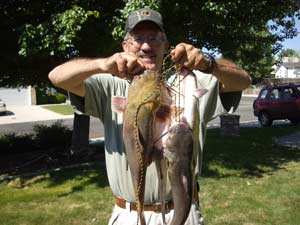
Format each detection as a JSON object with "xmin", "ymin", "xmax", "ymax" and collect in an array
[
  {"xmin": 200, "ymin": 125, "xmax": 300, "ymax": 225},
  {"xmin": 42, "ymin": 104, "xmax": 74, "ymax": 115},
  {"xmin": 0, "ymin": 125, "xmax": 299, "ymax": 225},
  {"xmin": 0, "ymin": 164, "xmax": 113, "ymax": 225}
]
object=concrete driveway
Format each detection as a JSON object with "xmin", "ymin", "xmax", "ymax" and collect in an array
[{"xmin": 0, "ymin": 105, "xmax": 73, "ymax": 125}]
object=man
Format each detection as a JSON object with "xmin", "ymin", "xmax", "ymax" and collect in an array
[{"xmin": 48, "ymin": 7, "xmax": 251, "ymax": 225}]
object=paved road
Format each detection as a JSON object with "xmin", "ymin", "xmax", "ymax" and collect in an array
[
  {"xmin": 0, "ymin": 116, "xmax": 103, "ymax": 139},
  {"xmin": 200, "ymin": 95, "xmax": 257, "ymax": 126}
]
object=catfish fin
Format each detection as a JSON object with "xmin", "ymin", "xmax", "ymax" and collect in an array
[{"xmin": 111, "ymin": 96, "xmax": 127, "ymax": 113}]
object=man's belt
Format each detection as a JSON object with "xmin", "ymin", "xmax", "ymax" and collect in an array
[{"xmin": 114, "ymin": 196, "xmax": 174, "ymax": 212}]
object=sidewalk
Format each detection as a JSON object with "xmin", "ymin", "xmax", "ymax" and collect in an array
[{"xmin": 0, "ymin": 105, "xmax": 73, "ymax": 125}]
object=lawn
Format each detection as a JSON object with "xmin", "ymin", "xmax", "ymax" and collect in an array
[
  {"xmin": 200, "ymin": 125, "xmax": 300, "ymax": 225},
  {"xmin": 0, "ymin": 125, "xmax": 299, "ymax": 225},
  {"xmin": 42, "ymin": 104, "xmax": 74, "ymax": 115}
]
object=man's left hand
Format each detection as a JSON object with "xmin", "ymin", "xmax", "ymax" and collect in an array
[{"xmin": 170, "ymin": 43, "xmax": 210, "ymax": 71}]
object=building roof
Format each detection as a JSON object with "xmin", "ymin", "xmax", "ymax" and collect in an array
[{"xmin": 282, "ymin": 57, "xmax": 300, "ymax": 67}]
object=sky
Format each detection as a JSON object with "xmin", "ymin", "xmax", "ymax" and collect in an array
[{"xmin": 281, "ymin": 17, "xmax": 300, "ymax": 51}]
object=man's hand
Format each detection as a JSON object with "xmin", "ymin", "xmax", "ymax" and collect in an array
[
  {"xmin": 170, "ymin": 43, "xmax": 252, "ymax": 92},
  {"xmin": 170, "ymin": 43, "xmax": 210, "ymax": 71},
  {"xmin": 104, "ymin": 52, "xmax": 146, "ymax": 80}
]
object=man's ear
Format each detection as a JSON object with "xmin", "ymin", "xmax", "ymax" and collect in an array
[{"xmin": 122, "ymin": 40, "xmax": 129, "ymax": 52}]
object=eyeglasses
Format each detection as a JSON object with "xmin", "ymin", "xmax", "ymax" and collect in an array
[{"xmin": 125, "ymin": 35, "xmax": 165, "ymax": 48}]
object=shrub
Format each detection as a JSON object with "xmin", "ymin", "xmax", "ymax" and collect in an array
[
  {"xmin": 36, "ymin": 88, "xmax": 67, "ymax": 105},
  {"xmin": 47, "ymin": 93, "xmax": 66, "ymax": 104},
  {"xmin": 36, "ymin": 88, "xmax": 49, "ymax": 105},
  {"xmin": 0, "ymin": 133, "xmax": 37, "ymax": 155},
  {"xmin": 0, "ymin": 121, "xmax": 72, "ymax": 155},
  {"xmin": 55, "ymin": 93, "xmax": 67, "ymax": 103},
  {"xmin": 33, "ymin": 120, "xmax": 72, "ymax": 149}
]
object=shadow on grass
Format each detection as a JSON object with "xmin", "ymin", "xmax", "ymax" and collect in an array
[
  {"xmin": 51, "ymin": 163, "xmax": 110, "ymax": 197},
  {"xmin": 10, "ymin": 162, "xmax": 110, "ymax": 196},
  {"xmin": 47, "ymin": 162, "xmax": 108, "ymax": 188},
  {"xmin": 202, "ymin": 125, "xmax": 300, "ymax": 178}
]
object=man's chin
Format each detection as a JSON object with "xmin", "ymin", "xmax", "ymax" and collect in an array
[{"xmin": 144, "ymin": 64, "xmax": 158, "ymax": 71}]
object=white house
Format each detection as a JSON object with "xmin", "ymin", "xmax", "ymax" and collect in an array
[{"xmin": 274, "ymin": 57, "xmax": 300, "ymax": 78}]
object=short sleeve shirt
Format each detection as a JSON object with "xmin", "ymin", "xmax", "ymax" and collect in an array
[{"xmin": 84, "ymin": 71, "xmax": 241, "ymax": 204}]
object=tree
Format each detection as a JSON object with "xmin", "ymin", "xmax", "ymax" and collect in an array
[
  {"xmin": 279, "ymin": 48, "xmax": 299, "ymax": 57},
  {"xmin": 0, "ymin": 0, "xmax": 123, "ymax": 88},
  {"xmin": 159, "ymin": 0, "xmax": 299, "ymax": 80},
  {"xmin": 0, "ymin": 0, "xmax": 124, "ymax": 150},
  {"xmin": 0, "ymin": 0, "xmax": 299, "ymax": 88},
  {"xmin": 275, "ymin": 48, "xmax": 300, "ymax": 69}
]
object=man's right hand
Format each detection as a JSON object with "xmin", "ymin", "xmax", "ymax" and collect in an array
[
  {"xmin": 48, "ymin": 52, "xmax": 146, "ymax": 97},
  {"xmin": 104, "ymin": 52, "xmax": 146, "ymax": 80}
]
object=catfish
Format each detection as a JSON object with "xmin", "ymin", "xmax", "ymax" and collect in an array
[
  {"xmin": 163, "ymin": 69, "xmax": 207, "ymax": 225},
  {"xmin": 164, "ymin": 122, "xmax": 194, "ymax": 225}
]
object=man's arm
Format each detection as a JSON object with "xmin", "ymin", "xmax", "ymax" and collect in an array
[
  {"xmin": 171, "ymin": 43, "xmax": 252, "ymax": 92},
  {"xmin": 48, "ymin": 53, "xmax": 145, "ymax": 97},
  {"xmin": 210, "ymin": 58, "xmax": 251, "ymax": 92}
]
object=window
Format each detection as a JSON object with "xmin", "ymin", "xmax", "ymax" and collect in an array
[
  {"xmin": 270, "ymin": 89, "xmax": 280, "ymax": 100},
  {"xmin": 282, "ymin": 88, "xmax": 294, "ymax": 99},
  {"xmin": 259, "ymin": 89, "xmax": 268, "ymax": 99},
  {"xmin": 294, "ymin": 67, "xmax": 300, "ymax": 77}
]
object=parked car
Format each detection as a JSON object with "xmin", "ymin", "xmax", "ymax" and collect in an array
[
  {"xmin": 253, "ymin": 83, "xmax": 300, "ymax": 127},
  {"xmin": 0, "ymin": 98, "xmax": 7, "ymax": 115}
]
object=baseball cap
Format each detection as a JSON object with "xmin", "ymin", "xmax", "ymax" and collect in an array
[{"xmin": 124, "ymin": 7, "xmax": 165, "ymax": 34}]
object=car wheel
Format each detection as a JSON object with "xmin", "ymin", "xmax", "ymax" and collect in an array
[
  {"xmin": 258, "ymin": 112, "xmax": 273, "ymax": 127},
  {"xmin": 289, "ymin": 119, "xmax": 299, "ymax": 126}
]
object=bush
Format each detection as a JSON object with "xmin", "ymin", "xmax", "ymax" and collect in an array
[
  {"xmin": 36, "ymin": 89, "xmax": 49, "ymax": 105},
  {"xmin": 0, "ymin": 121, "xmax": 72, "ymax": 155},
  {"xmin": 36, "ymin": 88, "xmax": 67, "ymax": 105},
  {"xmin": 47, "ymin": 93, "xmax": 67, "ymax": 104},
  {"xmin": 0, "ymin": 133, "xmax": 37, "ymax": 155},
  {"xmin": 33, "ymin": 120, "xmax": 72, "ymax": 149}
]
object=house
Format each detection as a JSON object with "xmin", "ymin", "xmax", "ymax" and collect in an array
[{"xmin": 274, "ymin": 57, "xmax": 300, "ymax": 78}]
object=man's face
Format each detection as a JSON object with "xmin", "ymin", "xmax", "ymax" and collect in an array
[{"xmin": 122, "ymin": 21, "xmax": 168, "ymax": 72}]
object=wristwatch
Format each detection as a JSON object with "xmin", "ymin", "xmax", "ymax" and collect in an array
[{"xmin": 200, "ymin": 52, "xmax": 216, "ymax": 74}]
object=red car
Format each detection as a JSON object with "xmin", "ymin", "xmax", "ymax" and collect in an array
[{"xmin": 253, "ymin": 83, "xmax": 300, "ymax": 127}]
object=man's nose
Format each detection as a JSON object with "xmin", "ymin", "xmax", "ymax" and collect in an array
[{"xmin": 140, "ymin": 42, "xmax": 152, "ymax": 50}]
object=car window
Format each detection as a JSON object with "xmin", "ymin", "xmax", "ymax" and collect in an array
[
  {"xmin": 259, "ymin": 89, "xmax": 268, "ymax": 99},
  {"xmin": 269, "ymin": 88, "xmax": 280, "ymax": 100},
  {"xmin": 282, "ymin": 87, "xmax": 295, "ymax": 100}
]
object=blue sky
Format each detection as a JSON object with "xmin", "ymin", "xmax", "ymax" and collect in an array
[{"xmin": 281, "ymin": 17, "xmax": 300, "ymax": 51}]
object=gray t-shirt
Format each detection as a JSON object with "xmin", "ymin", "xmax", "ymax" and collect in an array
[{"xmin": 84, "ymin": 71, "xmax": 241, "ymax": 204}]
